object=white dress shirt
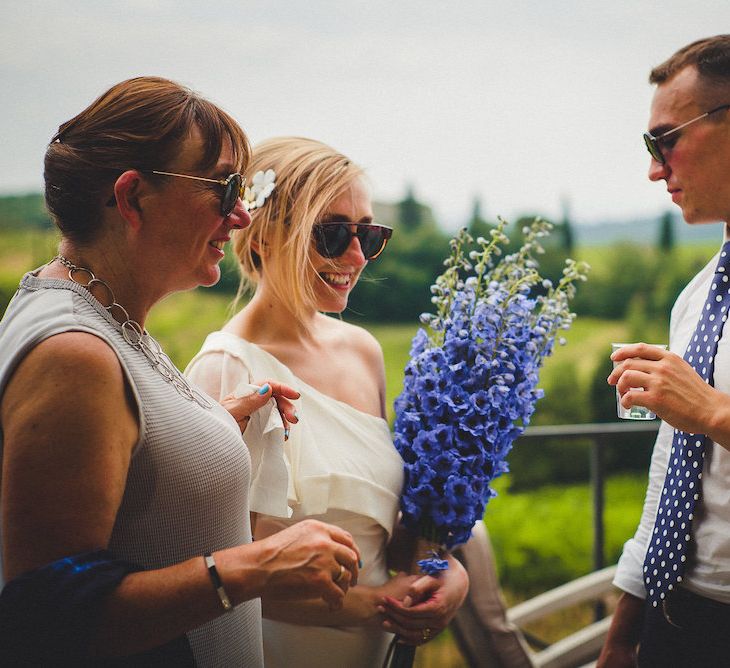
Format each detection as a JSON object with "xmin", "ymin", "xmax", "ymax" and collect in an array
[{"xmin": 614, "ymin": 230, "xmax": 730, "ymax": 604}]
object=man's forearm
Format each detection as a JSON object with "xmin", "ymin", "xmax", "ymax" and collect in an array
[{"xmin": 597, "ymin": 591, "xmax": 644, "ymax": 668}]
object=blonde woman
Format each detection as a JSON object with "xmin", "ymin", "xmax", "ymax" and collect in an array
[{"xmin": 186, "ymin": 137, "xmax": 468, "ymax": 667}]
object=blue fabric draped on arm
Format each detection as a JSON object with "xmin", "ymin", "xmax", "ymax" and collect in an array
[{"xmin": 0, "ymin": 549, "xmax": 195, "ymax": 667}]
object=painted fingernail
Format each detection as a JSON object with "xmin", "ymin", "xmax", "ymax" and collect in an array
[
  {"xmin": 358, "ymin": 559, "xmax": 363, "ymax": 569},
  {"xmin": 293, "ymin": 410, "xmax": 300, "ymax": 422},
  {"xmin": 284, "ymin": 428, "xmax": 290, "ymax": 441},
  {"xmin": 258, "ymin": 383, "xmax": 271, "ymax": 395}
]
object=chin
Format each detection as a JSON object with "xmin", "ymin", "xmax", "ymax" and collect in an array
[
  {"xmin": 317, "ymin": 295, "xmax": 349, "ymax": 314},
  {"xmin": 682, "ymin": 211, "xmax": 723, "ymax": 225},
  {"xmin": 197, "ymin": 267, "xmax": 222, "ymax": 289},
  {"xmin": 320, "ymin": 302, "xmax": 348, "ymax": 314},
  {"xmin": 314, "ymin": 284, "xmax": 352, "ymax": 313}
]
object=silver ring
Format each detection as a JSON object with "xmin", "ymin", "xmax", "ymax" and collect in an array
[{"xmin": 422, "ymin": 627, "xmax": 432, "ymax": 642}]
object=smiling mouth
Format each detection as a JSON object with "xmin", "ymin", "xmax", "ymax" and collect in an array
[
  {"xmin": 320, "ymin": 272, "xmax": 351, "ymax": 287},
  {"xmin": 209, "ymin": 240, "xmax": 226, "ymax": 251}
]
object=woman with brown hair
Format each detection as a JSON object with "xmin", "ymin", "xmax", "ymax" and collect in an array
[
  {"xmin": 0, "ymin": 79, "xmax": 360, "ymax": 666},
  {"xmin": 187, "ymin": 136, "xmax": 468, "ymax": 667}
]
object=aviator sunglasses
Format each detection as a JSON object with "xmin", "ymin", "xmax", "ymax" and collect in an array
[
  {"xmin": 312, "ymin": 222, "xmax": 393, "ymax": 261},
  {"xmin": 149, "ymin": 170, "xmax": 245, "ymax": 217},
  {"xmin": 643, "ymin": 104, "xmax": 730, "ymax": 164}
]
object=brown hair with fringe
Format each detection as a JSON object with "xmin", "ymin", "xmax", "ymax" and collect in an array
[{"xmin": 44, "ymin": 76, "xmax": 250, "ymax": 242}]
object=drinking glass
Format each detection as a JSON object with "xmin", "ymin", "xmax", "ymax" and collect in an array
[{"xmin": 611, "ymin": 343, "xmax": 668, "ymax": 420}]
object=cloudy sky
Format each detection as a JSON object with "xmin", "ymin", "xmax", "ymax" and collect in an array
[{"xmin": 2, "ymin": 1, "xmax": 729, "ymax": 229}]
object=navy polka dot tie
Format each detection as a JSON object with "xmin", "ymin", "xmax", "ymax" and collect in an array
[{"xmin": 643, "ymin": 241, "xmax": 730, "ymax": 607}]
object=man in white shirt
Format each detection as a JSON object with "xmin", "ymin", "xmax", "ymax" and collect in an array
[{"xmin": 598, "ymin": 35, "xmax": 730, "ymax": 667}]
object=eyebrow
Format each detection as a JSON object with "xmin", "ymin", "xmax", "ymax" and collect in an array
[
  {"xmin": 319, "ymin": 213, "xmax": 373, "ymax": 225},
  {"xmin": 647, "ymin": 123, "xmax": 676, "ymax": 138},
  {"xmin": 209, "ymin": 163, "xmax": 238, "ymax": 179},
  {"xmin": 319, "ymin": 212, "xmax": 374, "ymax": 224}
]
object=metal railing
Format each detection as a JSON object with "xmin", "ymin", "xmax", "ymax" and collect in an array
[{"xmin": 517, "ymin": 421, "xmax": 660, "ymax": 619}]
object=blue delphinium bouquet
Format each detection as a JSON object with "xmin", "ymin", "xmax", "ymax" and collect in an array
[{"xmin": 393, "ymin": 218, "xmax": 589, "ymax": 574}]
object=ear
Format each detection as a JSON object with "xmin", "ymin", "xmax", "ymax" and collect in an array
[
  {"xmin": 250, "ymin": 237, "xmax": 269, "ymax": 258},
  {"xmin": 112, "ymin": 170, "xmax": 146, "ymax": 231}
]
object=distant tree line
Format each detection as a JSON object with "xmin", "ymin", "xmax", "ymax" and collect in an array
[
  {"xmin": 0, "ymin": 194, "xmax": 52, "ymax": 230},
  {"xmin": 347, "ymin": 190, "xmax": 580, "ymax": 324}
]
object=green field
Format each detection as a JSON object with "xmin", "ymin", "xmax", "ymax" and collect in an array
[{"xmin": 485, "ymin": 473, "xmax": 645, "ymax": 592}]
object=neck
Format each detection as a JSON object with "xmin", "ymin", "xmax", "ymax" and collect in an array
[
  {"xmin": 56, "ymin": 241, "xmax": 160, "ymax": 327},
  {"xmin": 233, "ymin": 283, "xmax": 323, "ymax": 347}
]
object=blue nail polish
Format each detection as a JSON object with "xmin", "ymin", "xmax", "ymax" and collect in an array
[
  {"xmin": 258, "ymin": 383, "xmax": 270, "ymax": 395},
  {"xmin": 284, "ymin": 428, "xmax": 290, "ymax": 441},
  {"xmin": 358, "ymin": 559, "xmax": 363, "ymax": 569}
]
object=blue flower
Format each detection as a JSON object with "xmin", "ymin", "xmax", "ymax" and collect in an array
[
  {"xmin": 418, "ymin": 391, "xmax": 450, "ymax": 421},
  {"xmin": 392, "ymin": 221, "xmax": 588, "ymax": 571},
  {"xmin": 432, "ymin": 496, "xmax": 458, "ymax": 525},
  {"xmin": 417, "ymin": 556, "xmax": 450, "ymax": 575},
  {"xmin": 412, "ymin": 426, "xmax": 449, "ymax": 458},
  {"xmin": 443, "ymin": 384, "xmax": 470, "ymax": 415}
]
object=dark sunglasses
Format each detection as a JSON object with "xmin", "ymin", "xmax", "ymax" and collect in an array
[
  {"xmin": 312, "ymin": 222, "xmax": 393, "ymax": 261},
  {"xmin": 643, "ymin": 104, "xmax": 730, "ymax": 164},
  {"xmin": 149, "ymin": 170, "xmax": 244, "ymax": 216}
]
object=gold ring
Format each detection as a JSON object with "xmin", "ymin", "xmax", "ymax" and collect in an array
[
  {"xmin": 333, "ymin": 564, "xmax": 346, "ymax": 584},
  {"xmin": 422, "ymin": 627, "xmax": 432, "ymax": 642}
]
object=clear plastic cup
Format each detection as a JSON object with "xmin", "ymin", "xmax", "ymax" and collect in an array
[{"xmin": 611, "ymin": 343, "xmax": 668, "ymax": 420}]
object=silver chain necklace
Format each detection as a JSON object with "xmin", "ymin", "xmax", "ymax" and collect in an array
[{"xmin": 55, "ymin": 255, "xmax": 213, "ymax": 409}]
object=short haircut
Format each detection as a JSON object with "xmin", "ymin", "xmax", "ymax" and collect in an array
[
  {"xmin": 44, "ymin": 76, "xmax": 250, "ymax": 242},
  {"xmin": 650, "ymin": 34, "xmax": 730, "ymax": 85}
]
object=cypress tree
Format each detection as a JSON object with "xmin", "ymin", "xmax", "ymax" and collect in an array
[
  {"xmin": 560, "ymin": 197, "xmax": 575, "ymax": 253},
  {"xmin": 398, "ymin": 185, "xmax": 423, "ymax": 231},
  {"xmin": 658, "ymin": 210, "xmax": 675, "ymax": 252},
  {"xmin": 467, "ymin": 197, "xmax": 491, "ymax": 238}
]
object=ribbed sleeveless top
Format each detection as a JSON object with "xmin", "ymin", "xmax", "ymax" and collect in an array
[{"xmin": 0, "ymin": 272, "xmax": 263, "ymax": 667}]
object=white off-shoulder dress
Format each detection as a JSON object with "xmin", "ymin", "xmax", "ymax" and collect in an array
[{"xmin": 186, "ymin": 331, "xmax": 405, "ymax": 668}]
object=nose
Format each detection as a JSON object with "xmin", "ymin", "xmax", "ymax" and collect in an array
[
  {"xmin": 227, "ymin": 198, "xmax": 252, "ymax": 230},
  {"xmin": 344, "ymin": 232, "xmax": 367, "ymax": 267},
  {"xmin": 648, "ymin": 156, "xmax": 670, "ymax": 182}
]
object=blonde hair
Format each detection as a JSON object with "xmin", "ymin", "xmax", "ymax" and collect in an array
[{"xmin": 232, "ymin": 137, "xmax": 364, "ymax": 323}]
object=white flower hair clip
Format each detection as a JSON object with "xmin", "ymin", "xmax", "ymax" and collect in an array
[{"xmin": 242, "ymin": 169, "xmax": 276, "ymax": 211}]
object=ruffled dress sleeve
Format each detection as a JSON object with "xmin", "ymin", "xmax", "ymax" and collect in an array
[
  {"xmin": 185, "ymin": 332, "xmax": 294, "ymax": 518},
  {"xmin": 187, "ymin": 331, "xmax": 404, "ymax": 536}
]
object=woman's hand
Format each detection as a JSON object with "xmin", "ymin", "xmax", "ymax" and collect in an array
[
  {"xmin": 345, "ymin": 573, "xmax": 420, "ymax": 629},
  {"xmin": 220, "ymin": 379, "xmax": 299, "ymax": 437},
  {"xmin": 378, "ymin": 556, "xmax": 469, "ymax": 645},
  {"xmin": 239, "ymin": 519, "xmax": 361, "ymax": 612}
]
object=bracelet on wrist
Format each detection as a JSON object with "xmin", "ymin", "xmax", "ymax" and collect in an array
[{"xmin": 203, "ymin": 552, "xmax": 233, "ymax": 612}]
